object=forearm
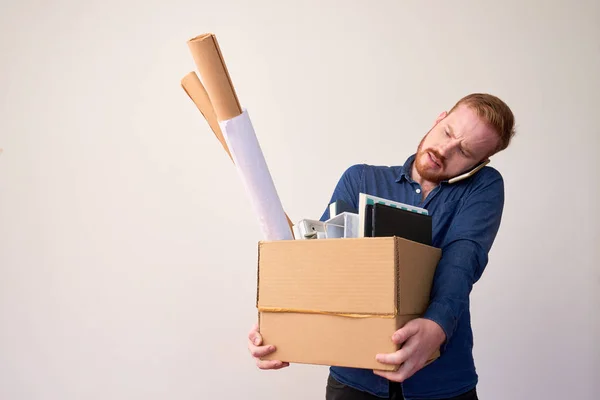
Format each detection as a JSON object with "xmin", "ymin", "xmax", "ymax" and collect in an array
[{"xmin": 422, "ymin": 239, "xmax": 485, "ymax": 345}]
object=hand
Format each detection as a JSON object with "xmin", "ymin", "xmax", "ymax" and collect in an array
[
  {"xmin": 247, "ymin": 323, "xmax": 290, "ymax": 370},
  {"xmin": 373, "ymin": 318, "xmax": 445, "ymax": 382}
]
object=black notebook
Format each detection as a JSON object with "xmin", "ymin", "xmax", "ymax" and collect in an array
[
  {"xmin": 363, "ymin": 204, "xmax": 374, "ymax": 237},
  {"xmin": 368, "ymin": 203, "xmax": 432, "ymax": 245}
]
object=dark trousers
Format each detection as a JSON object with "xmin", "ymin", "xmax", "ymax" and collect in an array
[{"xmin": 326, "ymin": 374, "xmax": 478, "ymax": 400}]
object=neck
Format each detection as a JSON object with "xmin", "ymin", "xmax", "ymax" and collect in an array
[{"xmin": 411, "ymin": 163, "xmax": 438, "ymax": 200}]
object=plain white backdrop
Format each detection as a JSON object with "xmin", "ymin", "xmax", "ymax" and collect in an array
[{"xmin": 1, "ymin": 0, "xmax": 598, "ymax": 399}]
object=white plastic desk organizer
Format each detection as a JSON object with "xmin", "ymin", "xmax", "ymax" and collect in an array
[{"xmin": 324, "ymin": 212, "xmax": 359, "ymax": 239}]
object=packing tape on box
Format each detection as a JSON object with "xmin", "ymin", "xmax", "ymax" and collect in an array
[{"xmin": 257, "ymin": 306, "xmax": 397, "ymax": 319}]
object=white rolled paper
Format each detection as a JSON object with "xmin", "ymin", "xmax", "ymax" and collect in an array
[{"xmin": 219, "ymin": 109, "xmax": 293, "ymax": 241}]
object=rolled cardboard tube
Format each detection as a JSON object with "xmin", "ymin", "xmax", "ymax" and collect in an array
[
  {"xmin": 181, "ymin": 71, "xmax": 233, "ymax": 161},
  {"xmin": 187, "ymin": 33, "xmax": 242, "ymax": 122},
  {"xmin": 180, "ymin": 73, "xmax": 295, "ymax": 235}
]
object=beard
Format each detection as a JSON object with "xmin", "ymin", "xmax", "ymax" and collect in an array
[{"xmin": 414, "ymin": 134, "xmax": 451, "ymax": 184}]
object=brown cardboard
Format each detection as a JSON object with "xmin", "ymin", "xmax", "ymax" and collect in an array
[
  {"xmin": 181, "ymin": 71, "xmax": 233, "ymax": 161},
  {"xmin": 186, "ymin": 33, "xmax": 242, "ymax": 121},
  {"xmin": 181, "ymin": 37, "xmax": 295, "ymax": 234},
  {"xmin": 180, "ymin": 70, "xmax": 295, "ymax": 233},
  {"xmin": 257, "ymin": 237, "xmax": 442, "ymax": 371}
]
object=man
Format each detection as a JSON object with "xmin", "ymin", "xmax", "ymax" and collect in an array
[{"xmin": 247, "ymin": 93, "xmax": 516, "ymax": 399}]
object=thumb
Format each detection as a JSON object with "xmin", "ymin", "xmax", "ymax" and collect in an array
[
  {"xmin": 253, "ymin": 331, "xmax": 263, "ymax": 346},
  {"xmin": 392, "ymin": 322, "xmax": 419, "ymax": 344},
  {"xmin": 249, "ymin": 323, "xmax": 262, "ymax": 345}
]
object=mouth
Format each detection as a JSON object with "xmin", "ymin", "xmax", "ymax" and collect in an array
[{"xmin": 427, "ymin": 152, "xmax": 441, "ymax": 168}]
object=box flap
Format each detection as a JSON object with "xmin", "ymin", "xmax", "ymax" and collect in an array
[
  {"xmin": 396, "ymin": 237, "xmax": 442, "ymax": 315},
  {"xmin": 258, "ymin": 238, "xmax": 396, "ymax": 315}
]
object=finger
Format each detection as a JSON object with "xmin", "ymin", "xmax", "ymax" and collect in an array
[
  {"xmin": 248, "ymin": 341, "xmax": 277, "ymax": 358},
  {"xmin": 256, "ymin": 359, "xmax": 289, "ymax": 370},
  {"xmin": 392, "ymin": 323, "xmax": 419, "ymax": 345},
  {"xmin": 373, "ymin": 360, "xmax": 415, "ymax": 383},
  {"xmin": 373, "ymin": 369, "xmax": 399, "ymax": 381},
  {"xmin": 248, "ymin": 325, "xmax": 262, "ymax": 346},
  {"xmin": 248, "ymin": 323, "xmax": 258, "ymax": 339},
  {"xmin": 392, "ymin": 359, "xmax": 417, "ymax": 382},
  {"xmin": 375, "ymin": 347, "xmax": 411, "ymax": 365}
]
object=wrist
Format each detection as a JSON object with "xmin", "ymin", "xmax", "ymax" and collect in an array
[
  {"xmin": 423, "ymin": 318, "xmax": 446, "ymax": 346},
  {"xmin": 423, "ymin": 301, "xmax": 455, "ymax": 348}
]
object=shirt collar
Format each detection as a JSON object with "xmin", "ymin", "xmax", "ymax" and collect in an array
[{"xmin": 395, "ymin": 154, "xmax": 417, "ymax": 183}]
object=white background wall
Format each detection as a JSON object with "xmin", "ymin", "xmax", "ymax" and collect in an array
[{"xmin": 1, "ymin": 0, "xmax": 598, "ymax": 399}]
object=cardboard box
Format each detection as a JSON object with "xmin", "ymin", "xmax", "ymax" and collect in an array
[{"xmin": 257, "ymin": 236, "xmax": 442, "ymax": 371}]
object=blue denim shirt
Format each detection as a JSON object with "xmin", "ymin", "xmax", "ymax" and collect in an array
[{"xmin": 318, "ymin": 154, "xmax": 505, "ymax": 399}]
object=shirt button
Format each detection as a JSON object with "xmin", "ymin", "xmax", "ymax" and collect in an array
[{"xmin": 416, "ymin": 188, "xmax": 421, "ymax": 194}]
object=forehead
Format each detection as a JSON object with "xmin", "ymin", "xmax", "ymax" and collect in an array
[{"xmin": 443, "ymin": 105, "xmax": 499, "ymax": 154}]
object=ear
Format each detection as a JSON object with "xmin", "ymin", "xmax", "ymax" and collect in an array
[{"xmin": 433, "ymin": 111, "xmax": 447, "ymax": 128}]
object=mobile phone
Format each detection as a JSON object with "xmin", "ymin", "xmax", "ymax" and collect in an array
[{"xmin": 447, "ymin": 159, "xmax": 490, "ymax": 184}]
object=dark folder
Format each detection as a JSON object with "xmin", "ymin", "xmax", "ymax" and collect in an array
[
  {"xmin": 368, "ymin": 203, "xmax": 432, "ymax": 245},
  {"xmin": 364, "ymin": 204, "xmax": 374, "ymax": 237}
]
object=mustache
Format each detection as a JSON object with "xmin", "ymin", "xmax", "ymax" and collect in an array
[{"xmin": 428, "ymin": 149, "xmax": 446, "ymax": 167}]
